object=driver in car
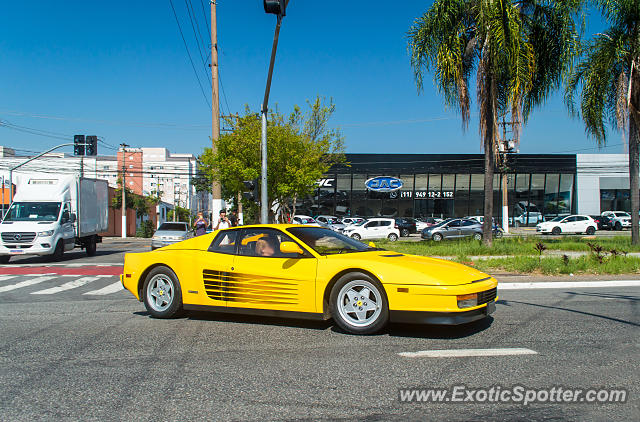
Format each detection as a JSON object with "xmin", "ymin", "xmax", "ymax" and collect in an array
[{"xmin": 255, "ymin": 237, "xmax": 277, "ymax": 257}]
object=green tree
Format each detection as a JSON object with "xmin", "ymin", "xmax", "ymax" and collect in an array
[
  {"xmin": 566, "ymin": 0, "xmax": 640, "ymax": 243},
  {"xmin": 167, "ymin": 206, "xmax": 191, "ymax": 223},
  {"xmin": 408, "ymin": 0, "xmax": 581, "ymax": 245},
  {"xmin": 198, "ymin": 96, "xmax": 345, "ymax": 223}
]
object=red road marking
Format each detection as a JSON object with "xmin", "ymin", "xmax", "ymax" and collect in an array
[{"xmin": 0, "ymin": 266, "xmax": 123, "ymax": 276}]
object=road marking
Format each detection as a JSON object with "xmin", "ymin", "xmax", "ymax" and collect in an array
[
  {"xmin": 398, "ymin": 348, "xmax": 538, "ymax": 358},
  {"xmin": 0, "ymin": 275, "xmax": 60, "ymax": 293},
  {"xmin": 83, "ymin": 281, "xmax": 124, "ymax": 295},
  {"xmin": 0, "ymin": 275, "xmax": 19, "ymax": 282},
  {"xmin": 499, "ymin": 280, "xmax": 640, "ymax": 290},
  {"xmin": 31, "ymin": 276, "xmax": 99, "ymax": 295}
]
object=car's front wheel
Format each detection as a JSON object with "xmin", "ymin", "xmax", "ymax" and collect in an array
[
  {"xmin": 473, "ymin": 232, "xmax": 482, "ymax": 241},
  {"xmin": 330, "ymin": 272, "xmax": 389, "ymax": 335},
  {"xmin": 0, "ymin": 256, "xmax": 9, "ymax": 264},
  {"xmin": 432, "ymin": 233, "xmax": 443, "ymax": 242},
  {"xmin": 494, "ymin": 230, "xmax": 504, "ymax": 239},
  {"xmin": 143, "ymin": 266, "xmax": 183, "ymax": 318},
  {"xmin": 351, "ymin": 233, "xmax": 361, "ymax": 241},
  {"xmin": 615, "ymin": 222, "xmax": 622, "ymax": 231},
  {"xmin": 551, "ymin": 227, "xmax": 562, "ymax": 235}
]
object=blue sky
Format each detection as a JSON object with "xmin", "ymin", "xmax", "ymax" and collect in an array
[{"xmin": 0, "ymin": 0, "xmax": 621, "ymax": 157}]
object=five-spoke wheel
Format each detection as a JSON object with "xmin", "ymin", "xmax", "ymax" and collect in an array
[
  {"xmin": 330, "ymin": 272, "xmax": 388, "ymax": 334},
  {"xmin": 143, "ymin": 266, "xmax": 183, "ymax": 318}
]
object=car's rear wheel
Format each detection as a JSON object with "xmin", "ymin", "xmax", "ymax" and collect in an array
[
  {"xmin": 551, "ymin": 227, "xmax": 561, "ymax": 235},
  {"xmin": 432, "ymin": 233, "xmax": 443, "ymax": 242},
  {"xmin": 387, "ymin": 233, "xmax": 398, "ymax": 242},
  {"xmin": 586, "ymin": 226, "xmax": 596, "ymax": 235},
  {"xmin": 85, "ymin": 235, "xmax": 97, "ymax": 257},
  {"xmin": 401, "ymin": 229, "xmax": 409, "ymax": 237},
  {"xmin": 494, "ymin": 230, "xmax": 504, "ymax": 239},
  {"xmin": 473, "ymin": 233, "xmax": 482, "ymax": 241},
  {"xmin": 330, "ymin": 272, "xmax": 388, "ymax": 335},
  {"xmin": 615, "ymin": 222, "xmax": 622, "ymax": 231},
  {"xmin": 143, "ymin": 266, "xmax": 183, "ymax": 318},
  {"xmin": 351, "ymin": 233, "xmax": 361, "ymax": 241}
]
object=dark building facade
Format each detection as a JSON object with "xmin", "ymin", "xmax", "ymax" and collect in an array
[{"xmin": 300, "ymin": 154, "xmax": 577, "ymax": 225}]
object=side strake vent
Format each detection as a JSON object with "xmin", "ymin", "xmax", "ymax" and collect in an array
[
  {"xmin": 380, "ymin": 254, "xmax": 404, "ymax": 257},
  {"xmin": 202, "ymin": 270, "xmax": 298, "ymax": 305}
]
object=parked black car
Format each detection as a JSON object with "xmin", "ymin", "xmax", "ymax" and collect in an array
[
  {"xmin": 395, "ymin": 217, "xmax": 417, "ymax": 237},
  {"xmin": 590, "ymin": 215, "xmax": 613, "ymax": 231}
]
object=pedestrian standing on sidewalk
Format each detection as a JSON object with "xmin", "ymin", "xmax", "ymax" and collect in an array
[
  {"xmin": 229, "ymin": 210, "xmax": 239, "ymax": 227},
  {"xmin": 194, "ymin": 211, "xmax": 208, "ymax": 236},
  {"xmin": 215, "ymin": 209, "xmax": 231, "ymax": 230}
]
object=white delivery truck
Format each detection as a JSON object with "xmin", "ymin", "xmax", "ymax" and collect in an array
[{"xmin": 0, "ymin": 175, "xmax": 109, "ymax": 263}]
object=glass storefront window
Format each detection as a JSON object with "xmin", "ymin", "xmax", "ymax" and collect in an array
[
  {"xmin": 469, "ymin": 174, "xmax": 484, "ymax": 216},
  {"xmin": 558, "ymin": 174, "xmax": 573, "ymax": 215},
  {"xmin": 335, "ymin": 174, "xmax": 351, "ymax": 216},
  {"xmin": 454, "ymin": 174, "xmax": 470, "ymax": 217},
  {"xmin": 543, "ymin": 174, "xmax": 560, "ymax": 218},
  {"xmin": 398, "ymin": 174, "xmax": 414, "ymax": 217}
]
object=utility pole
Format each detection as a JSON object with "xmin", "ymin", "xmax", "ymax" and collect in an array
[
  {"xmin": 498, "ymin": 118, "xmax": 518, "ymax": 234},
  {"xmin": 210, "ymin": 0, "xmax": 224, "ymax": 218},
  {"xmin": 120, "ymin": 143, "xmax": 129, "ymax": 239}
]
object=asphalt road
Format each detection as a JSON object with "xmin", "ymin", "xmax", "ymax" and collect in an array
[{"xmin": 0, "ymin": 266, "xmax": 638, "ymax": 421}]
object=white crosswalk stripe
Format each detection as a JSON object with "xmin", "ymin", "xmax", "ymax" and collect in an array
[
  {"xmin": 31, "ymin": 276, "xmax": 99, "ymax": 295},
  {"xmin": 0, "ymin": 275, "xmax": 19, "ymax": 282},
  {"xmin": 83, "ymin": 281, "xmax": 124, "ymax": 296},
  {"xmin": 0, "ymin": 275, "xmax": 63, "ymax": 293}
]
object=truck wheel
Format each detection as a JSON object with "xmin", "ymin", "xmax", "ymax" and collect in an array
[
  {"xmin": 0, "ymin": 256, "xmax": 10, "ymax": 264},
  {"xmin": 52, "ymin": 240, "xmax": 65, "ymax": 261},
  {"xmin": 85, "ymin": 236, "xmax": 97, "ymax": 257}
]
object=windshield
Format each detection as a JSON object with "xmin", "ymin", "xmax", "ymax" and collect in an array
[
  {"xmin": 353, "ymin": 220, "xmax": 366, "ymax": 226},
  {"xmin": 549, "ymin": 216, "xmax": 565, "ymax": 222},
  {"xmin": 157, "ymin": 223, "xmax": 188, "ymax": 231},
  {"xmin": 287, "ymin": 227, "xmax": 381, "ymax": 255},
  {"xmin": 431, "ymin": 219, "xmax": 452, "ymax": 228},
  {"xmin": 614, "ymin": 212, "xmax": 629, "ymax": 217},
  {"xmin": 298, "ymin": 217, "xmax": 316, "ymax": 224},
  {"xmin": 3, "ymin": 202, "xmax": 61, "ymax": 222}
]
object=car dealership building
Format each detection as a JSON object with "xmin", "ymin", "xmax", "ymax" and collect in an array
[{"xmin": 301, "ymin": 153, "xmax": 634, "ymax": 226}]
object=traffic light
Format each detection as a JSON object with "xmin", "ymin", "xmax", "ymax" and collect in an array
[
  {"xmin": 74, "ymin": 135, "xmax": 85, "ymax": 156},
  {"xmin": 242, "ymin": 179, "xmax": 259, "ymax": 202},
  {"xmin": 85, "ymin": 136, "xmax": 98, "ymax": 156},
  {"xmin": 264, "ymin": 0, "xmax": 286, "ymax": 16}
]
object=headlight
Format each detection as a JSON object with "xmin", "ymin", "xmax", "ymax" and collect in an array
[
  {"xmin": 168, "ymin": 236, "xmax": 185, "ymax": 241},
  {"xmin": 38, "ymin": 230, "xmax": 54, "ymax": 237}
]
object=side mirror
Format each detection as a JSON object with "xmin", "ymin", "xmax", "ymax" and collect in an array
[
  {"xmin": 70, "ymin": 213, "xmax": 77, "ymax": 223},
  {"xmin": 61, "ymin": 211, "xmax": 70, "ymax": 223},
  {"xmin": 280, "ymin": 241, "xmax": 304, "ymax": 256}
]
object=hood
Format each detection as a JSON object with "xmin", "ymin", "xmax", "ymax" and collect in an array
[
  {"xmin": 327, "ymin": 251, "xmax": 492, "ymax": 286},
  {"xmin": 154, "ymin": 233, "xmax": 216, "ymax": 251}
]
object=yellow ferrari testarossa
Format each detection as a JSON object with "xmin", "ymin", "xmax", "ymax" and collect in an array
[{"xmin": 121, "ymin": 224, "xmax": 497, "ymax": 334}]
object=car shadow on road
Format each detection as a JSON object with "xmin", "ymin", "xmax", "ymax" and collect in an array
[
  {"xmin": 183, "ymin": 311, "xmax": 333, "ymax": 331},
  {"xmin": 380, "ymin": 317, "xmax": 494, "ymax": 339}
]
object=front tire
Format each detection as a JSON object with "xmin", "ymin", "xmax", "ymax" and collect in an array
[
  {"xmin": 387, "ymin": 233, "xmax": 398, "ymax": 242},
  {"xmin": 432, "ymin": 233, "xmax": 443, "ymax": 242},
  {"xmin": 329, "ymin": 272, "xmax": 389, "ymax": 335},
  {"xmin": 494, "ymin": 230, "xmax": 504, "ymax": 239},
  {"xmin": 143, "ymin": 266, "xmax": 183, "ymax": 318},
  {"xmin": 351, "ymin": 233, "xmax": 361, "ymax": 241},
  {"xmin": 615, "ymin": 222, "xmax": 622, "ymax": 231},
  {"xmin": 85, "ymin": 236, "xmax": 97, "ymax": 257},
  {"xmin": 401, "ymin": 229, "xmax": 409, "ymax": 237},
  {"xmin": 551, "ymin": 227, "xmax": 561, "ymax": 235},
  {"xmin": 473, "ymin": 232, "xmax": 482, "ymax": 241},
  {"xmin": 51, "ymin": 240, "xmax": 64, "ymax": 261},
  {"xmin": 0, "ymin": 256, "xmax": 10, "ymax": 264}
]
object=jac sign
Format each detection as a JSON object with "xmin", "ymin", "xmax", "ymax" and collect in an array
[{"xmin": 365, "ymin": 176, "xmax": 403, "ymax": 192}]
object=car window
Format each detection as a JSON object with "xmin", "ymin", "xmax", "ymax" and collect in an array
[
  {"xmin": 287, "ymin": 227, "xmax": 376, "ymax": 255},
  {"xmin": 293, "ymin": 217, "xmax": 301, "ymax": 223},
  {"xmin": 564, "ymin": 216, "xmax": 577, "ymax": 222},
  {"xmin": 208, "ymin": 229, "xmax": 239, "ymax": 255},
  {"xmin": 461, "ymin": 220, "xmax": 476, "ymax": 227},
  {"xmin": 577, "ymin": 216, "xmax": 588, "ymax": 221},
  {"xmin": 380, "ymin": 221, "xmax": 391, "ymax": 226},
  {"xmin": 237, "ymin": 228, "xmax": 306, "ymax": 258},
  {"xmin": 447, "ymin": 220, "xmax": 461, "ymax": 228},
  {"xmin": 158, "ymin": 223, "xmax": 188, "ymax": 231},
  {"xmin": 364, "ymin": 221, "xmax": 379, "ymax": 228},
  {"xmin": 614, "ymin": 212, "xmax": 628, "ymax": 217}
]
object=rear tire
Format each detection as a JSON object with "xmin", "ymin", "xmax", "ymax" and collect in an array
[
  {"xmin": 143, "ymin": 266, "xmax": 183, "ymax": 318},
  {"xmin": 586, "ymin": 226, "xmax": 596, "ymax": 235},
  {"xmin": 387, "ymin": 233, "xmax": 398, "ymax": 242},
  {"xmin": 400, "ymin": 229, "xmax": 409, "ymax": 237},
  {"xmin": 494, "ymin": 230, "xmax": 504, "ymax": 239},
  {"xmin": 473, "ymin": 232, "xmax": 482, "ymax": 241},
  {"xmin": 85, "ymin": 236, "xmax": 97, "ymax": 257},
  {"xmin": 329, "ymin": 272, "xmax": 389, "ymax": 335},
  {"xmin": 615, "ymin": 222, "xmax": 622, "ymax": 231},
  {"xmin": 351, "ymin": 233, "xmax": 361, "ymax": 241}
]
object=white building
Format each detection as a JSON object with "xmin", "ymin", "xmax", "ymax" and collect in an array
[{"xmin": 0, "ymin": 146, "xmax": 208, "ymax": 215}]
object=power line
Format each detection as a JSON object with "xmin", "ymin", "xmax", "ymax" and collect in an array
[
  {"xmin": 168, "ymin": 0, "xmax": 211, "ymax": 110},
  {"xmin": 184, "ymin": 0, "xmax": 212, "ymax": 89}
]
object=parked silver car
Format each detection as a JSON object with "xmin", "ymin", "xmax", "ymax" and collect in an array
[
  {"xmin": 151, "ymin": 222, "xmax": 193, "ymax": 250},
  {"xmin": 421, "ymin": 218, "xmax": 503, "ymax": 241}
]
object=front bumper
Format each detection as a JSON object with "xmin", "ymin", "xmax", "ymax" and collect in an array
[
  {"xmin": 0, "ymin": 241, "xmax": 55, "ymax": 256},
  {"xmin": 390, "ymin": 301, "xmax": 496, "ymax": 325},
  {"xmin": 151, "ymin": 239, "xmax": 181, "ymax": 250}
]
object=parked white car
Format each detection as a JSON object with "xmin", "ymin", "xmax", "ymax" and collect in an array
[
  {"xmin": 315, "ymin": 215, "xmax": 346, "ymax": 232},
  {"xmin": 601, "ymin": 211, "xmax": 631, "ymax": 230},
  {"xmin": 291, "ymin": 215, "xmax": 321, "ymax": 226},
  {"xmin": 536, "ymin": 215, "xmax": 597, "ymax": 235},
  {"xmin": 341, "ymin": 217, "xmax": 365, "ymax": 226},
  {"xmin": 341, "ymin": 218, "xmax": 400, "ymax": 241}
]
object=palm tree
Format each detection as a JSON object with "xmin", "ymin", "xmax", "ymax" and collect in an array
[
  {"xmin": 409, "ymin": 0, "xmax": 581, "ymax": 245},
  {"xmin": 566, "ymin": 0, "xmax": 640, "ymax": 243}
]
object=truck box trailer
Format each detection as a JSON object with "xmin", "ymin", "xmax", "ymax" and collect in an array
[{"xmin": 0, "ymin": 175, "xmax": 109, "ymax": 262}]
